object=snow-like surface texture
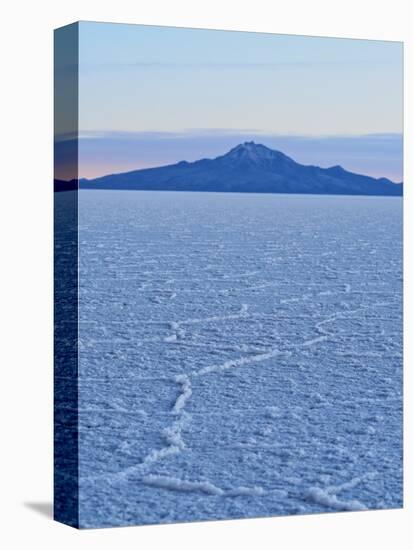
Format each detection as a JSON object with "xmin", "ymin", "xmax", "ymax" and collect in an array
[{"xmin": 78, "ymin": 190, "xmax": 402, "ymax": 528}]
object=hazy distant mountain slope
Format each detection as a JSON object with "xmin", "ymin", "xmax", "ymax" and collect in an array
[{"xmin": 81, "ymin": 141, "xmax": 403, "ymax": 196}]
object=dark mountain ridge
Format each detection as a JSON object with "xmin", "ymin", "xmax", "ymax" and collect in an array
[{"xmin": 77, "ymin": 141, "xmax": 402, "ymax": 196}]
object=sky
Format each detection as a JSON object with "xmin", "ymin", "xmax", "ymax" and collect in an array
[{"xmin": 71, "ymin": 22, "xmax": 402, "ymax": 180}]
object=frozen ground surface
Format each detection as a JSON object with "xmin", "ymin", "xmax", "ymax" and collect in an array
[{"xmin": 77, "ymin": 191, "xmax": 402, "ymax": 528}]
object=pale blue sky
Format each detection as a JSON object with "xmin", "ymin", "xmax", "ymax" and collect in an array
[{"xmin": 77, "ymin": 22, "xmax": 403, "ymax": 179}]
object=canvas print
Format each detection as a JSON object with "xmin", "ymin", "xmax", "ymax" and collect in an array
[{"xmin": 54, "ymin": 22, "xmax": 403, "ymax": 528}]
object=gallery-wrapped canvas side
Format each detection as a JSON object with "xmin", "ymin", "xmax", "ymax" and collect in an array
[{"xmin": 54, "ymin": 22, "xmax": 79, "ymax": 528}]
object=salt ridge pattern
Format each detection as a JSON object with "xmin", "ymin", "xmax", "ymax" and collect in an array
[{"xmin": 76, "ymin": 191, "xmax": 402, "ymax": 528}]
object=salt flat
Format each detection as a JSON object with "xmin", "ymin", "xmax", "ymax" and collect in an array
[{"xmin": 77, "ymin": 190, "xmax": 402, "ymax": 528}]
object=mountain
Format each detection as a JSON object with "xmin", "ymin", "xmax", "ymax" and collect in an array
[
  {"xmin": 54, "ymin": 178, "xmax": 78, "ymax": 192},
  {"xmin": 80, "ymin": 141, "xmax": 403, "ymax": 196}
]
